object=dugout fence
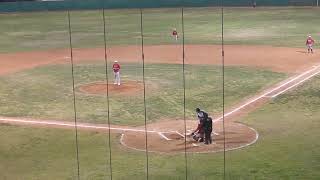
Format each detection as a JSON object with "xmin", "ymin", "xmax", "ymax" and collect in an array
[
  {"xmin": 0, "ymin": 0, "xmax": 318, "ymax": 13},
  {"xmin": 288, "ymin": 0, "xmax": 318, "ymax": 6}
]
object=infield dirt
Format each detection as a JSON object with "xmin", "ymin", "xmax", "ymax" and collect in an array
[
  {"xmin": 1, "ymin": 45, "xmax": 319, "ymax": 75},
  {"xmin": 0, "ymin": 45, "xmax": 319, "ymax": 153}
]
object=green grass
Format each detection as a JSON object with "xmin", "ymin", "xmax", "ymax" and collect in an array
[
  {"xmin": 0, "ymin": 7, "xmax": 320, "ymax": 53},
  {"xmin": 224, "ymin": 75, "xmax": 320, "ymax": 179},
  {"xmin": 1, "ymin": 74, "xmax": 319, "ymax": 180},
  {"xmin": 0, "ymin": 62, "xmax": 285, "ymax": 125},
  {"xmin": 0, "ymin": 124, "xmax": 225, "ymax": 180}
]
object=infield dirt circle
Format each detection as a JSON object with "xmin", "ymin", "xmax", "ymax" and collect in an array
[{"xmin": 121, "ymin": 120, "xmax": 258, "ymax": 153}]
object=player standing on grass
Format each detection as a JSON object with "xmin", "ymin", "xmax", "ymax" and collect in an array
[
  {"xmin": 252, "ymin": 0, "xmax": 257, "ymax": 8},
  {"xmin": 306, "ymin": 35, "xmax": 315, "ymax": 53},
  {"xmin": 172, "ymin": 28, "xmax": 178, "ymax": 41},
  {"xmin": 112, "ymin": 60, "xmax": 121, "ymax": 86}
]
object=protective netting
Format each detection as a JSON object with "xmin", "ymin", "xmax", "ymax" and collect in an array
[
  {"xmin": 62, "ymin": 6, "xmax": 224, "ymax": 179},
  {"xmin": 1, "ymin": 1, "xmax": 320, "ymax": 180}
]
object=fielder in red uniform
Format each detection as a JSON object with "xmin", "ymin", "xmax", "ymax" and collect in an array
[
  {"xmin": 172, "ymin": 28, "xmax": 178, "ymax": 41},
  {"xmin": 112, "ymin": 60, "xmax": 121, "ymax": 85},
  {"xmin": 306, "ymin": 35, "xmax": 315, "ymax": 53}
]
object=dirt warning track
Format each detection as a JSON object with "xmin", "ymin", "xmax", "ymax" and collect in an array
[{"xmin": 1, "ymin": 45, "xmax": 320, "ymax": 75}]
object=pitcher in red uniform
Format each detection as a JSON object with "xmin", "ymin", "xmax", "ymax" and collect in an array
[
  {"xmin": 112, "ymin": 60, "xmax": 121, "ymax": 85},
  {"xmin": 306, "ymin": 35, "xmax": 315, "ymax": 53}
]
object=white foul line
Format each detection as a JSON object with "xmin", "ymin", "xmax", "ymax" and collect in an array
[
  {"xmin": 271, "ymin": 70, "xmax": 320, "ymax": 98},
  {"xmin": 213, "ymin": 65, "xmax": 320, "ymax": 122},
  {"xmin": 0, "ymin": 117, "xmax": 168, "ymax": 134}
]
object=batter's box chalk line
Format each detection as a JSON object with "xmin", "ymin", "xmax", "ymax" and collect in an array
[
  {"xmin": 175, "ymin": 131, "xmax": 185, "ymax": 138},
  {"xmin": 186, "ymin": 129, "xmax": 219, "ymax": 136},
  {"xmin": 158, "ymin": 132, "xmax": 172, "ymax": 141},
  {"xmin": 192, "ymin": 143, "xmax": 199, "ymax": 147},
  {"xmin": 158, "ymin": 131, "xmax": 191, "ymax": 141}
]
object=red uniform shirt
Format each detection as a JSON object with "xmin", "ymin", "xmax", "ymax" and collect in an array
[
  {"xmin": 172, "ymin": 30, "xmax": 178, "ymax": 36},
  {"xmin": 306, "ymin": 38, "xmax": 315, "ymax": 45},
  {"xmin": 113, "ymin": 63, "xmax": 120, "ymax": 72},
  {"xmin": 194, "ymin": 120, "xmax": 204, "ymax": 134}
]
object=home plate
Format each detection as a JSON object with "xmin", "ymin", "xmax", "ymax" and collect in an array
[{"xmin": 192, "ymin": 143, "xmax": 199, "ymax": 147}]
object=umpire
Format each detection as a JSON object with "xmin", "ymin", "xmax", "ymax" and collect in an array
[
  {"xmin": 196, "ymin": 108, "xmax": 208, "ymax": 121},
  {"xmin": 203, "ymin": 116, "xmax": 213, "ymax": 144}
]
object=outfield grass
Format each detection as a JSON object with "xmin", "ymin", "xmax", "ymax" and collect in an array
[
  {"xmin": 1, "ymin": 76, "xmax": 320, "ymax": 179},
  {"xmin": 0, "ymin": 7, "xmax": 320, "ymax": 53},
  {"xmin": 224, "ymin": 76, "xmax": 320, "ymax": 179},
  {"xmin": 0, "ymin": 62, "xmax": 285, "ymax": 125}
]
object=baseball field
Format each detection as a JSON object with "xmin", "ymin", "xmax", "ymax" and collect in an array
[{"xmin": 0, "ymin": 7, "xmax": 320, "ymax": 179}]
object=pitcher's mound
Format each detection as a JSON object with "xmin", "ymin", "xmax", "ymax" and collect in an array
[{"xmin": 78, "ymin": 81, "xmax": 143, "ymax": 96}]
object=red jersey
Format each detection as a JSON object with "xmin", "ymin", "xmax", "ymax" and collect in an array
[
  {"xmin": 113, "ymin": 63, "xmax": 120, "ymax": 72},
  {"xmin": 172, "ymin": 30, "xmax": 178, "ymax": 36},
  {"xmin": 194, "ymin": 121, "xmax": 204, "ymax": 134},
  {"xmin": 306, "ymin": 38, "xmax": 315, "ymax": 45}
]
